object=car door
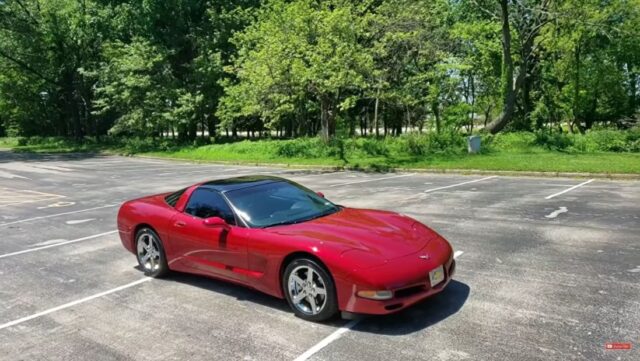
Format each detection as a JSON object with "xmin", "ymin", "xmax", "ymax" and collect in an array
[{"xmin": 169, "ymin": 187, "xmax": 248, "ymax": 282}]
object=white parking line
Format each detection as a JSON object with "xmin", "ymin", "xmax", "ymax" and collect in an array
[
  {"xmin": 423, "ymin": 176, "xmax": 498, "ymax": 193},
  {"xmin": 158, "ymin": 168, "xmax": 241, "ymax": 176},
  {"xmin": 545, "ymin": 207, "xmax": 568, "ymax": 219},
  {"xmin": 0, "ymin": 204, "xmax": 118, "ymax": 227},
  {"xmin": 454, "ymin": 250, "xmax": 464, "ymax": 259},
  {"xmin": 327, "ymin": 173, "xmax": 414, "ymax": 187},
  {"xmin": 0, "ymin": 278, "xmax": 151, "ymax": 331},
  {"xmin": 0, "ymin": 230, "xmax": 117, "ymax": 259},
  {"xmin": 0, "ymin": 196, "xmax": 66, "ymax": 208},
  {"xmin": 545, "ymin": 179, "xmax": 594, "ymax": 200},
  {"xmin": 293, "ymin": 319, "xmax": 360, "ymax": 361}
]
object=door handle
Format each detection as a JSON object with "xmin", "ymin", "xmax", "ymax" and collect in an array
[{"xmin": 174, "ymin": 221, "xmax": 186, "ymax": 228}]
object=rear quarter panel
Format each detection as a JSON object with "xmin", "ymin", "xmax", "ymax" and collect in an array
[{"xmin": 117, "ymin": 194, "xmax": 177, "ymax": 258}]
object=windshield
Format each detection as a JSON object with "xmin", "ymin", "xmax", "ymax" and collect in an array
[{"xmin": 224, "ymin": 181, "xmax": 339, "ymax": 228}]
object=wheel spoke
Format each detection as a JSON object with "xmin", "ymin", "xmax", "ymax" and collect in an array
[
  {"xmin": 291, "ymin": 275, "xmax": 305, "ymax": 288},
  {"xmin": 315, "ymin": 287, "xmax": 326, "ymax": 296},
  {"xmin": 292, "ymin": 292, "xmax": 306, "ymax": 303},
  {"xmin": 140, "ymin": 253, "xmax": 151, "ymax": 263},
  {"xmin": 306, "ymin": 267, "xmax": 314, "ymax": 283},
  {"xmin": 307, "ymin": 295, "xmax": 317, "ymax": 313}
]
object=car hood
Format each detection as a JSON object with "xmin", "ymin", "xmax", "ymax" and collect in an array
[{"xmin": 265, "ymin": 207, "xmax": 439, "ymax": 261}]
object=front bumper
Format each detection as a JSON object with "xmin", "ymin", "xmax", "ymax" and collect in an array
[{"xmin": 337, "ymin": 248, "xmax": 456, "ymax": 315}]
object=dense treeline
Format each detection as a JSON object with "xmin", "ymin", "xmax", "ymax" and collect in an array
[{"xmin": 1, "ymin": 0, "xmax": 639, "ymax": 141}]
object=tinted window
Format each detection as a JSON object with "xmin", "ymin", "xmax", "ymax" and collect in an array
[
  {"xmin": 185, "ymin": 188, "xmax": 236, "ymax": 225},
  {"xmin": 165, "ymin": 188, "xmax": 186, "ymax": 207},
  {"xmin": 225, "ymin": 181, "xmax": 339, "ymax": 228}
]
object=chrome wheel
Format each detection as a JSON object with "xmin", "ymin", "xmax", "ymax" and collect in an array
[
  {"xmin": 136, "ymin": 232, "xmax": 161, "ymax": 272},
  {"xmin": 288, "ymin": 265, "xmax": 328, "ymax": 315}
]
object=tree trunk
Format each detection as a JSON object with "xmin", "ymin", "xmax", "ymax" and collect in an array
[
  {"xmin": 373, "ymin": 94, "xmax": 380, "ymax": 137},
  {"xmin": 207, "ymin": 116, "xmax": 216, "ymax": 138},
  {"xmin": 572, "ymin": 43, "xmax": 582, "ymax": 133},
  {"xmin": 320, "ymin": 97, "xmax": 330, "ymax": 142},
  {"xmin": 469, "ymin": 73, "xmax": 475, "ymax": 134},
  {"xmin": 432, "ymin": 102, "xmax": 441, "ymax": 134},
  {"xmin": 484, "ymin": 104, "xmax": 492, "ymax": 128},
  {"xmin": 485, "ymin": 0, "xmax": 521, "ymax": 134},
  {"xmin": 630, "ymin": 70, "xmax": 638, "ymax": 116}
]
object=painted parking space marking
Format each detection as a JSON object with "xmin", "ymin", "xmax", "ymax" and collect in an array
[
  {"xmin": 423, "ymin": 176, "xmax": 498, "ymax": 194},
  {"xmin": 327, "ymin": 173, "xmax": 415, "ymax": 187},
  {"xmin": 545, "ymin": 179, "xmax": 594, "ymax": 200},
  {"xmin": 0, "ymin": 230, "xmax": 117, "ymax": 259},
  {"xmin": 37, "ymin": 201, "xmax": 76, "ymax": 209},
  {"xmin": 293, "ymin": 319, "xmax": 360, "ymax": 361},
  {"xmin": 65, "ymin": 218, "xmax": 96, "ymax": 225},
  {"xmin": 545, "ymin": 207, "xmax": 568, "ymax": 219},
  {"xmin": 0, "ymin": 170, "xmax": 31, "ymax": 180},
  {"xmin": 0, "ymin": 204, "xmax": 118, "ymax": 227},
  {"xmin": 158, "ymin": 168, "xmax": 241, "ymax": 176},
  {"xmin": 454, "ymin": 250, "xmax": 464, "ymax": 259},
  {"xmin": 0, "ymin": 188, "xmax": 65, "ymax": 208},
  {"xmin": 0, "ymin": 278, "xmax": 151, "ymax": 331}
]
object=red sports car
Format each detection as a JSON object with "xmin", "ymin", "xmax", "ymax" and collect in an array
[{"xmin": 117, "ymin": 176, "xmax": 455, "ymax": 321}]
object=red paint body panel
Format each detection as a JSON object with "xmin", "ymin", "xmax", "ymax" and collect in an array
[{"xmin": 117, "ymin": 181, "xmax": 455, "ymax": 315}]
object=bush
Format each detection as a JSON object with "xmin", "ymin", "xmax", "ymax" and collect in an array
[
  {"xmin": 534, "ymin": 131, "xmax": 573, "ymax": 150},
  {"xmin": 398, "ymin": 132, "xmax": 465, "ymax": 156},
  {"xmin": 488, "ymin": 132, "xmax": 537, "ymax": 151},
  {"xmin": 488, "ymin": 129, "xmax": 640, "ymax": 153},
  {"xmin": 578, "ymin": 129, "xmax": 628, "ymax": 152},
  {"xmin": 121, "ymin": 137, "xmax": 175, "ymax": 154},
  {"xmin": 275, "ymin": 138, "xmax": 335, "ymax": 158},
  {"xmin": 356, "ymin": 137, "xmax": 390, "ymax": 156}
]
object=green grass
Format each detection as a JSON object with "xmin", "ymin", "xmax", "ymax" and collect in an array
[
  {"xmin": 0, "ymin": 137, "xmax": 19, "ymax": 148},
  {"xmin": 2, "ymin": 131, "xmax": 640, "ymax": 174},
  {"xmin": 145, "ymin": 149, "xmax": 640, "ymax": 174}
]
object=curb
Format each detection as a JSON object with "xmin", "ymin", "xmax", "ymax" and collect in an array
[{"xmin": 131, "ymin": 154, "xmax": 640, "ymax": 180}]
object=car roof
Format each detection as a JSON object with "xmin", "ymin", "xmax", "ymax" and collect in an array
[{"xmin": 199, "ymin": 175, "xmax": 286, "ymax": 193}]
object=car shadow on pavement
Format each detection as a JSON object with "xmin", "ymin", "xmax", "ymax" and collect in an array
[
  {"xmin": 353, "ymin": 280, "xmax": 470, "ymax": 336},
  {"xmin": 155, "ymin": 268, "xmax": 469, "ymax": 333},
  {"xmin": 159, "ymin": 271, "xmax": 293, "ymax": 313},
  {"xmin": 0, "ymin": 149, "xmax": 104, "ymax": 163}
]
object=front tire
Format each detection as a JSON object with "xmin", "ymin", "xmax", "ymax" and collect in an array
[
  {"xmin": 135, "ymin": 227, "xmax": 169, "ymax": 278},
  {"xmin": 283, "ymin": 258, "xmax": 338, "ymax": 322}
]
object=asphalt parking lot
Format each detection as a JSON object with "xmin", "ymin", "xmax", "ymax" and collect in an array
[{"xmin": 0, "ymin": 150, "xmax": 638, "ymax": 361}]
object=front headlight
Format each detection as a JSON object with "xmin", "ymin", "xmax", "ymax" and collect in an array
[{"xmin": 357, "ymin": 290, "xmax": 393, "ymax": 300}]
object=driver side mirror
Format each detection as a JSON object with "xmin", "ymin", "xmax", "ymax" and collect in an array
[
  {"xmin": 316, "ymin": 191, "xmax": 325, "ymax": 198},
  {"xmin": 203, "ymin": 216, "xmax": 228, "ymax": 228}
]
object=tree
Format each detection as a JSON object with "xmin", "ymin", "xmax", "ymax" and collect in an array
[
  {"xmin": 92, "ymin": 39, "xmax": 176, "ymax": 137},
  {"xmin": 219, "ymin": 0, "xmax": 372, "ymax": 141}
]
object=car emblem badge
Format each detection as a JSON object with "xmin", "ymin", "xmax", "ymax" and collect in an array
[{"xmin": 419, "ymin": 254, "xmax": 430, "ymax": 260}]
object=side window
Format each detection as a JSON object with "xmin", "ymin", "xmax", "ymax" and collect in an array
[
  {"xmin": 185, "ymin": 188, "xmax": 236, "ymax": 225},
  {"xmin": 165, "ymin": 188, "xmax": 187, "ymax": 207}
]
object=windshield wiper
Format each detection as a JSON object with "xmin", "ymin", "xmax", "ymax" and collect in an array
[
  {"xmin": 263, "ymin": 219, "xmax": 302, "ymax": 228},
  {"xmin": 263, "ymin": 207, "xmax": 339, "ymax": 228}
]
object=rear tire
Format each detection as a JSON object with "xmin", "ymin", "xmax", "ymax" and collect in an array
[
  {"xmin": 283, "ymin": 257, "xmax": 338, "ymax": 322},
  {"xmin": 135, "ymin": 227, "xmax": 169, "ymax": 278}
]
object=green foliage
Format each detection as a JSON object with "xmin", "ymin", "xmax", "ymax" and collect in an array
[
  {"xmin": 276, "ymin": 138, "xmax": 331, "ymax": 158},
  {"xmin": 1, "ymin": 0, "xmax": 639, "ymax": 144},
  {"xmin": 534, "ymin": 132, "xmax": 574, "ymax": 151},
  {"xmin": 398, "ymin": 132, "xmax": 465, "ymax": 156},
  {"xmin": 485, "ymin": 129, "xmax": 640, "ymax": 153},
  {"xmin": 218, "ymin": 0, "xmax": 372, "ymax": 138},
  {"xmin": 92, "ymin": 38, "xmax": 175, "ymax": 136}
]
